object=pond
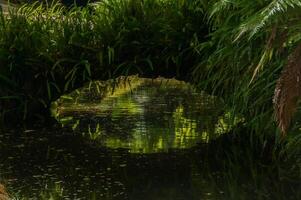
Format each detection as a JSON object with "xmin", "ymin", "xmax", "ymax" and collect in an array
[
  {"xmin": 54, "ymin": 76, "xmax": 229, "ymax": 153},
  {"xmin": 0, "ymin": 77, "xmax": 297, "ymax": 199}
]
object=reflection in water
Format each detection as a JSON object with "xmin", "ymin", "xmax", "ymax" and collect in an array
[{"xmin": 54, "ymin": 77, "xmax": 230, "ymax": 153}]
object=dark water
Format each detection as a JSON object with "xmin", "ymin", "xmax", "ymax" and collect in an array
[
  {"xmin": 0, "ymin": 128, "xmax": 222, "ymax": 199},
  {"xmin": 0, "ymin": 78, "xmax": 298, "ymax": 199}
]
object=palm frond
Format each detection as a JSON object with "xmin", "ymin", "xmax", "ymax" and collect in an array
[{"xmin": 235, "ymin": 0, "xmax": 301, "ymax": 40}]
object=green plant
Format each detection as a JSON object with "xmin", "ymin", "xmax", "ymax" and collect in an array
[
  {"xmin": 0, "ymin": 0, "xmax": 208, "ymax": 123},
  {"xmin": 192, "ymin": 0, "xmax": 301, "ymax": 136}
]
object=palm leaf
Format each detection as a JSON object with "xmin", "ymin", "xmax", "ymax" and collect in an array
[{"xmin": 235, "ymin": 0, "xmax": 301, "ymax": 41}]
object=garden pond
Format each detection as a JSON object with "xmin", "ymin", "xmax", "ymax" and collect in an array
[{"xmin": 0, "ymin": 77, "xmax": 297, "ymax": 199}]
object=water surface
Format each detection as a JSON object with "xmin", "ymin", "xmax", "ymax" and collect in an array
[{"xmin": 54, "ymin": 77, "xmax": 228, "ymax": 153}]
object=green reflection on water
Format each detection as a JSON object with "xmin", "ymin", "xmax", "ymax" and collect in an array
[{"xmin": 54, "ymin": 76, "xmax": 235, "ymax": 153}]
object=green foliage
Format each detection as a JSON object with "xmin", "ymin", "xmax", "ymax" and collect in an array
[
  {"xmin": 0, "ymin": 0, "xmax": 208, "ymax": 122},
  {"xmin": 192, "ymin": 0, "xmax": 301, "ymax": 136}
]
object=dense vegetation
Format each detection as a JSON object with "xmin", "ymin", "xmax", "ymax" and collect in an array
[
  {"xmin": 195, "ymin": 0, "xmax": 301, "ymax": 136},
  {"xmin": 0, "ymin": 0, "xmax": 208, "ymax": 123}
]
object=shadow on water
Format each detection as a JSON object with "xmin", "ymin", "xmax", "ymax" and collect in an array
[
  {"xmin": 0, "ymin": 77, "xmax": 300, "ymax": 199},
  {"xmin": 0, "ymin": 126, "xmax": 225, "ymax": 200}
]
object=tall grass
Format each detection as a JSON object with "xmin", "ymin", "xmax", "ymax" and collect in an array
[
  {"xmin": 190, "ymin": 0, "xmax": 301, "ymax": 137},
  {"xmin": 0, "ymin": 0, "xmax": 208, "ymax": 122}
]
